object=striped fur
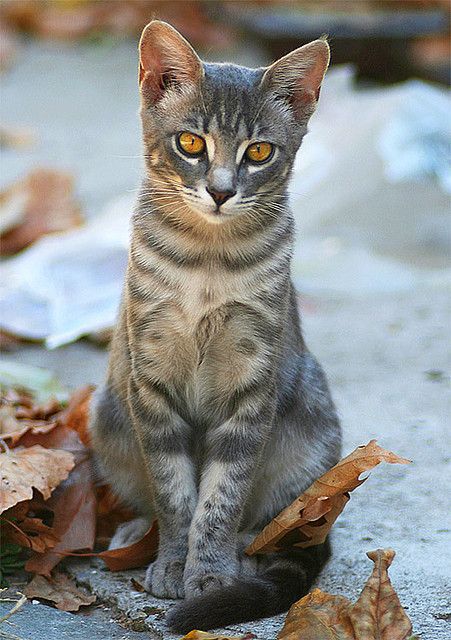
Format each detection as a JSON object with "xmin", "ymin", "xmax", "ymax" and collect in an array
[{"xmin": 89, "ymin": 21, "xmax": 341, "ymax": 630}]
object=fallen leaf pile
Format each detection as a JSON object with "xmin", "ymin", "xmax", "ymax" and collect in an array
[
  {"xmin": 277, "ymin": 549, "xmax": 413, "ymax": 640},
  {"xmin": 0, "ymin": 445, "xmax": 74, "ymax": 512},
  {"xmin": 0, "ymin": 382, "xmax": 155, "ymax": 610},
  {"xmin": 0, "ymin": 168, "xmax": 83, "ymax": 255},
  {"xmin": 1, "ymin": 376, "xmax": 412, "ymax": 630},
  {"xmin": 246, "ymin": 440, "xmax": 410, "ymax": 555}
]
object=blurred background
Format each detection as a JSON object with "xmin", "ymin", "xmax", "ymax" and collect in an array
[
  {"xmin": 0, "ymin": 0, "xmax": 449, "ymax": 358},
  {"xmin": 0, "ymin": 4, "xmax": 450, "ymax": 637}
]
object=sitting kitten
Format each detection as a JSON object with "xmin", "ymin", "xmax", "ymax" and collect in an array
[{"xmin": 89, "ymin": 20, "xmax": 341, "ymax": 632}]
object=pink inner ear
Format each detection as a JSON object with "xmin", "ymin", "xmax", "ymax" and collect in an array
[
  {"xmin": 140, "ymin": 65, "xmax": 165, "ymax": 104},
  {"xmin": 138, "ymin": 23, "xmax": 202, "ymax": 106},
  {"xmin": 139, "ymin": 40, "xmax": 171, "ymax": 104}
]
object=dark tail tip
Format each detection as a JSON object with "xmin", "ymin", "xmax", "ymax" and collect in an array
[{"xmin": 166, "ymin": 578, "xmax": 272, "ymax": 633}]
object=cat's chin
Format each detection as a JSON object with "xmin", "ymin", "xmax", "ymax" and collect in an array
[{"xmin": 187, "ymin": 204, "xmax": 236, "ymax": 225}]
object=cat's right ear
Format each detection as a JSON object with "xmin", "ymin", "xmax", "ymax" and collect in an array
[
  {"xmin": 261, "ymin": 39, "xmax": 330, "ymax": 123},
  {"xmin": 138, "ymin": 21, "xmax": 203, "ymax": 105}
]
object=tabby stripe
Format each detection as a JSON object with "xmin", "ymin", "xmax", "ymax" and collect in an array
[
  {"xmin": 224, "ymin": 301, "xmax": 279, "ymax": 340},
  {"xmin": 222, "ymin": 220, "xmax": 293, "ymax": 271},
  {"xmin": 126, "ymin": 273, "xmax": 157, "ymax": 301},
  {"xmin": 208, "ymin": 419, "xmax": 271, "ymax": 463},
  {"xmin": 129, "ymin": 252, "xmax": 178, "ymax": 292},
  {"xmin": 137, "ymin": 228, "xmax": 205, "ymax": 268},
  {"xmin": 129, "ymin": 375, "xmax": 174, "ymax": 420},
  {"xmin": 140, "ymin": 423, "xmax": 188, "ymax": 457}
]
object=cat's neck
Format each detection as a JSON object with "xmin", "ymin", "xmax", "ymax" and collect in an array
[{"xmin": 133, "ymin": 180, "xmax": 293, "ymax": 263}]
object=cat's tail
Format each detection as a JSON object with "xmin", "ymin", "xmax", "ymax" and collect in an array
[{"xmin": 166, "ymin": 541, "xmax": 330, "ymax": 633}]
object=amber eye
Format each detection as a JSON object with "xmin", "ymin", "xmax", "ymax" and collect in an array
[
  {"xmin": 177, "ymin": 132, "xmax": 206, "ymax": 156},
  {"xmin": 245, "ymin": 141, "xmax": 273, "ymax": 164}
]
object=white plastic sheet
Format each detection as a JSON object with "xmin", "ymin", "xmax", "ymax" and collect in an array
[{"xmin": 0, "ymin": 195, "xmax": 131, "ymax": 348}]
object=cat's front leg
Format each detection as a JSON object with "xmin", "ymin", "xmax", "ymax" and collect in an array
[
  {"xmin": 128, "ymin": 377, "xmax": 197, "ymax": 599},
  {"xmin": 183, "ymin": 398, "xmax": 275, "ymax": 598}
]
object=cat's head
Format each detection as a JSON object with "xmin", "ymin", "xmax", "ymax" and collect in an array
[{"xmin": 138, "ymin": 21, "xmax": 329, "ymax": 225}]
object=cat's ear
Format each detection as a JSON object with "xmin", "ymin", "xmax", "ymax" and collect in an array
[
  {"xmin": 261, "ymin": 39, "xmax": 330, "ymax": 121},
  {"xmin": 138, "ymin": 21, "xmax": 203, "ymax": 105}
]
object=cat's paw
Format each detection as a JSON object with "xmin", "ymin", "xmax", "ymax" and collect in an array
[
  {"xmin": 108, "ymin": 517, "xmax": 150, "ymax": 550},
  {"xmin": 184, "ymin": 571, "xmax": 235, "ymax": 598},
  {"xmin": 145, "ymin": 558, "xmax": 185, "ymax": 599}
]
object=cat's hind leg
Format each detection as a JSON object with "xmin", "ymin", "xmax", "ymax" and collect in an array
[{"xmin": 89, "ymin": 384, "xmax": 154, "ymax": 530}]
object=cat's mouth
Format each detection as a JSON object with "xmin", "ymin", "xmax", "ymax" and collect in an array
[{"xmin": 182, "ymin": 196, "xmax": 238, "ymax": 223}]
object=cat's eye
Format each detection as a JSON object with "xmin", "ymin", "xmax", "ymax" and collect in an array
[
  {"xmin": 245, "ymin": 141, "xmax": 273, "ymax": 164},
  {"xmin": 177, "ymin": 132, "xmax": 206, "ymax": 156}
]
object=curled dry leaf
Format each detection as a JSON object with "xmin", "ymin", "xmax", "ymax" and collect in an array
[
  {"xmin": 57, "ymin": 385, "xmax": 94, "ymax": 447},
  {"xmin": 95, "ymin": 484, "xmax": 135, "ymax": 542},
  {"xmin": 24, "ymin": 427, "xmax": 96, "ymax": 576},
  {"xmin": 0, "ymin": 388, "xmax": 61, "ymax": 445},
  {"xmin": 349, "ymin": 549, "xmax": 412, "ymax": 639},
  {"xmin": 2, "ymin": 500, "xmax": 59, "ymax": 553},
  {"xmin": 97, "ymin": 522, "xmax": 158, "ymax": 572},
  {"xmin": 24, "ymin": 572, "xmax": 96, "ymax": 612},
  {"xmin": 277, "ymin": 549, "xmax": 413, "ymax": 640},
  {"xmin": 0, "ymin": 445, "xmax": 75, "ymax": 513},
  {"xmin": 246, "ymin": 440, "xmax": 410, "ymax": 555},
  {"xmin": 0, "ymin": 168, "xmax": 83, "ymax": 255}
]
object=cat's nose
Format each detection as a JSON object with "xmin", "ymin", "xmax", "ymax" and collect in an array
[{"xmin": 206, "ymin": 188, "xmax": 236, "ymax": 207}]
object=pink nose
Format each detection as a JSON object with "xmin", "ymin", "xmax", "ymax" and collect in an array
[{"xmin": 206, "ymin": 188, "xmax": 236, "ymax": 206}]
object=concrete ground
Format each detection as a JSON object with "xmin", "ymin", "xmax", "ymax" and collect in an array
[{"xmin": 1, "ymin": 39, "xmax": 450, "ymax": 639}]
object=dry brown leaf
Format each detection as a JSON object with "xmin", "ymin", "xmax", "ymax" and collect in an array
[
  {"xmin": 4, "ymin": 515, "xmax": 59, "ymax": 553},
  {"xmin": 24, "ymin": 428, "xmax": 96, "ymax": 576},
  {"xmin": 97, "ymin": 522, "xmax": 159, "ymax": 571},
  {"xmin": 2, "ymin": 500, "xmax": 60, "ymax": 553},
  {"xmin": 130, "ymin": 577, "xmax": 146, "ymax": 592},
  {"xmin": 0, "ymin": 168, "xmax": 82, "ymax": 255},
  {"xmin": 57, "ymin": 385, "xmax": 93, "ymax": 446},
  {"xmin": 0, "ymin": 389, "xmax": 61, "ymax": 445},
  {"xmin": 348, "ymin": 549, "xmax": 412, "ymax": 640},
  {"xmin": 0, "ymin": 388, "xmax": 64, "ymax": 447},
  {"xmin": 277, "ymin": 589, "xmax": 353, "ymax": 640},
  {"xmin": 95, "ymin": 483, "xmax": 135, "ymax": 542},
  {"xmin": 277, "ymin": 549, "xmax": 412, "ymax": 640},
  {"xmin": 0, "ymin": 445, "xmax": 75, "ymax": 513},
  {"xmin": 246, "ymin": 441, "xmax": 410, "ymax": 555},
  {"xmin": 24, "ymin": 572, "xmax": 96, "ymax": 611},
  {"xmin": 0, "ymin": 382, "xmax": 142, "ymax": 574},
  {"xmin": 182, "ymin": 632, "xmax": 256, "ymax": 640}
]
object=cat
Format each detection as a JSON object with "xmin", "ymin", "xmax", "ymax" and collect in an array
[{"xmin": 89, "ymin": 20, "xmax": 341, "ymax": 632}]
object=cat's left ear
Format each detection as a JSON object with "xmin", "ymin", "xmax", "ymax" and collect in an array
[
  {"xmin": 139, "ymin": 21, "xmax": 203, "ymax": 105},
  {"xmin": 261, "ymin": 39, "xmax": 330, "ymax": 122}
]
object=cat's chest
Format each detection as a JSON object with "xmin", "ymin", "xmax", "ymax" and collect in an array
[
  {"xmin": 132, "ymin": 265, "xmax": 268, "ymax": 422},
  {"xmin": 135, "ymin": 267, "xmax": 252, "ymax": 374},
  {"xmin": 175, "ymin": 268, "xmax": 246, "ymax": 320}
]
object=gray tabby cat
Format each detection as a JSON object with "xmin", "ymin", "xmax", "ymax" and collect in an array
[{"xmin": 89, "ymin": 20, "xmax": 341, "ymax": 632}]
